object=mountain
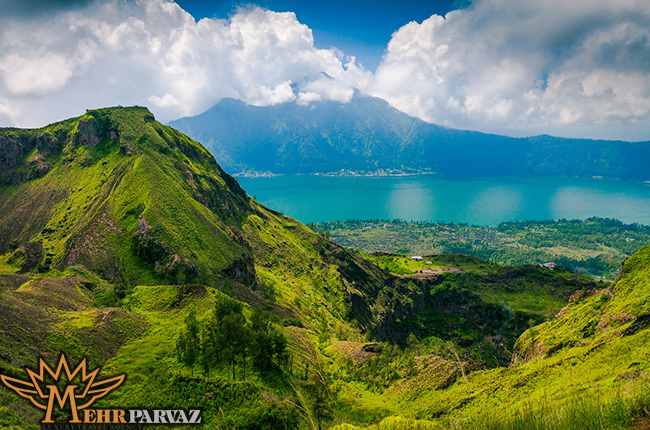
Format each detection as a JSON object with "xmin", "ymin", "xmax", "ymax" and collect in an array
[
  {"xmin": 169, "ymin": 95, "xmax": 650, "ymax": 180},
  {"xmin": 1, "ymin": 106, "xmax": 649, "ymax": 429},
  {"xmin": 0, "ymin": 106, "xmax": 421, "ymax": 426},
  {"xmin": 0, "ymin": 106, "xmax": 411, "ymax": 351}
]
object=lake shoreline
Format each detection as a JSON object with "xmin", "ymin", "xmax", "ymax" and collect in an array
[
  {"xmin": 235, "ymin": 172, "xmax": 650, "ymax": 184},
  {"xmin": 239, "ymin": 174, "xmax": 650, "ymax": 226}
]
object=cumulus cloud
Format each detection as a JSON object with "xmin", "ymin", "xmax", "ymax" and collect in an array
[
  {"xmin": 0, "ymin": 0, "xmax": 370, "ymax": 127},
  {"xmin": 370, "ymin": 0, "xmax": 650, "ymax": 140},
  {"xmin": 1, "ymin": 0, "xmax": 649, "ymax": 140}
]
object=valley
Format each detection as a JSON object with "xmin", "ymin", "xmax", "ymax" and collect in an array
[{"xmin": 316, "ymin": 218, "xmax": 650, "ymax": 281}]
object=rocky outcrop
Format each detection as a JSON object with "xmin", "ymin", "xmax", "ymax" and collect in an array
[
  {"xmin": 132, "ymin": 218, "xmax": 169, "ymax": 264},
  {"xmin": 569, "ymin": 288, "xmax": 600, "ymax": 302},
  {"xmin": 132, "ymin": 218, "xmax": 200, "ymax": 285},
  {"xmin": 119, "ymin": 139, "xmax": 133, "ymax": 156},
  {"xmin": 623, "ymin": 312, "xmax": 650, "ymax": 336},
  {"xmin": 162, "ymin": 254, "xmax": 198, "ymax": 285},
  {"xmin": 0, "ymin": 130, "xmax": 66, "ymax": 185},
  {"xmin": 23, "ymin": 154, "xmax": 50, "ymax": 181},
  {"xmin": 74, "ymin": 116, "xmax": 100, "ymax": 146},
  {"xmin": 73, "ymin": 113, "xmax": 122, "ymax": 151},
  {"xmin": 35, "ymin": 132, "xmax": 62, "ymax": 157},
  {"xmin": 0, "ymin": 134, "xmax": 35, "ymax": 184},
  {"xmin": 0, "ymin": 134, "xmax": 30, "ymax": 183},
  {"xmin": 219, "ymin": 256, "xmax": 258, "ymax": 288},
  {"xmin": 361, "ymin": 343, "xmax": 382, "ymax": 353},
  {"xmin": 17, "ymin": 241, "xmax": 43, "ymax": 273}
]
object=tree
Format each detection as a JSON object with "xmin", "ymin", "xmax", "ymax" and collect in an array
[
  {"xmin": 200, "ymin": 324, "xmax": 219, "ymax": 377},
  {"xmin": 251, "ymin": 312, "xmax": 289, "ymax": 375},
  {"xmin": 213, "ymin": 296, "xmax": 244, "ymax": 322},
  {"xmin": 176, "ymin": 310, "xmax": 200, "ymax": 376},
  {"xmin": 220, "ymin": 312, "xmax": 250, "ymax": 381},
  {"xmin": 202, "ymin": 297, "xmax": 291, "ymax": 381},
  {"xmin": 211, "ymin": 295, "xmax": 250, "ymax": 381}
]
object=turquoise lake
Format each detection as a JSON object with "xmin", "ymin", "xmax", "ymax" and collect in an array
[{"xmin": 238, "ymin": 175, "xmax": 650, "ymax": 226}]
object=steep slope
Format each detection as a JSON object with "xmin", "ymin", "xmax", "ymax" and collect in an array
[
  {"xmin": 0, "ymin": 107, "xmax": 255, "ymax": 290},
  {"xmin": 512, "ymin": 245, "xmax": 650, "ymax": 364},
  {"xmin": 0, "ymin": 106, "xmax": 439, "ymax": 369},
  {"xmin": 327, "ymin": 247, "xmax": 650, "ymax": 429},
  {"xmin": 0, "ymin": 106, "xmax": 418, "ymax": 427},
  {"xmin": 169, "ymin": 95, "xmax": 650, "ymax": 180}
]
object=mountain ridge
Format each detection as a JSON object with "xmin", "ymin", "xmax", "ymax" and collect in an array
[
  {"xmin": 1, "ymin": 106, "xmax": 650, "ymax": 429},
  {"xmin": 169, "ymin": 95, "xmax": 650, "ymax": 181}
]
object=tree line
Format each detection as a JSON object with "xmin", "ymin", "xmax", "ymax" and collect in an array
[{"xmin": 176, "ymin": 295, "xmax": 289, "ymax": 380}]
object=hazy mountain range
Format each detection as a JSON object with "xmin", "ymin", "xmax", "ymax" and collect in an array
[{"xmin": 169, "ymin": 95, "xmax": 650, "ymax": 180}]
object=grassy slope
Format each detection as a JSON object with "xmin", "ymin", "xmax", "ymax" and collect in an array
[
  {"xmin": 0, "ymin": 107, "xmax": 251, "ymax": 289},
  {"xmin": 327, "ymin": 246, "xmax": 650, "ymax": 429},
  {"xmin": 1, "ymin": 108, "xmax": 649, "ymax": 429},
  {"xmin": 0, "ymin": 107, "xmax": 398, "ymax": 428}
]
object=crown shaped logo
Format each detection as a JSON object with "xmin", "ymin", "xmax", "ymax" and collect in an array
[{"xmin": 0, "ymin": 354, "xmax": 125, "ymax": 423}]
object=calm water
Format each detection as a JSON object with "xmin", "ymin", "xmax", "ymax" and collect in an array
[{"xmin": 238, "ymin": 175, "xmax": 650, "ymax": 226}]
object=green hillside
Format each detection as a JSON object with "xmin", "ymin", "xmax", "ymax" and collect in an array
[
  {"xmin": 0, "ymin": 106, "xmax": 424, "ymax": 428},
  {"xmin": 0, "ymin": 107, "xmax": 649, "ymax": 430}
]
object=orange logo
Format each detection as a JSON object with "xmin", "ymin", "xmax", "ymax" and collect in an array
[{"xmin": 0, "ymin": 354, "xmax": 125, "ymax": 424}]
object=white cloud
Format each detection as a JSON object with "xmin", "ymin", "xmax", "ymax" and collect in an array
[
  {"xmin": 252, "ymin": 81, "xmax": 296, "ymax": 105},
  {"xmin": 297, "ymin": 91, "xmax": 322, "ymax": 106},
  {"xmin": 370, "ymin": 0, "xmax": 650, "ymax": 140},
  {"xmin": 148, "ymin": 93, "xmax": 180, "ymax": 108},
  {"xmin": 1, "ymin": 53, "xmax": 74, "ymax": 95},
  {"xmin": 0, "ymin": 0, "xmax": 649, "ymax": 140},
  {"xmin": 0, "ymin": 99, "xmax": 16, "ymax": 125},
  {"xmin": 0, "ymin": 0, "xmax": 371, "ymax": 127}
]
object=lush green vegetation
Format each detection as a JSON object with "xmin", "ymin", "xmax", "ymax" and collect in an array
[
  {"xmin": 1, "ymin": 107, "xmax": 650, "ymax": 430},
  {"xmin": 176, "ymin": 295, "xmax": 290, "ymax": 380},
  {"xmin": 0, "ymin": 106, "xmax": 380, "ymax": 429},
  {"xmin": 316, "ymin": 218, "xmax": 650, "ymax": 280}
]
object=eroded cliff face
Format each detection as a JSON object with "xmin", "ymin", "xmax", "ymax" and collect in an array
[
  {"xmin": 0, "ymin": 132, "xmax": 64, "ymax": 185},
  {"xmin": 0, "ymin": 112, "xmax": 128, "ymax": 187},
  {"xmin": 74, "ymin": 117, "xmax": 101, "ymax": 147},
  {"xmin": 219, "ymin": 255, "xmax": 258, "ymax": 288},
  {"xmin": 0, "ymin": 134, "xmax": 34, "ymax": 184}
]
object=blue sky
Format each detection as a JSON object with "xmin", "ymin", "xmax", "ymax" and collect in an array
[
  {"xmin": 0, "ymin": 0, "xmax": 649, "ymax": 141},
  {"xmin": 174, "ymin": 0, "xmax": 467, "ymax": 71}
]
